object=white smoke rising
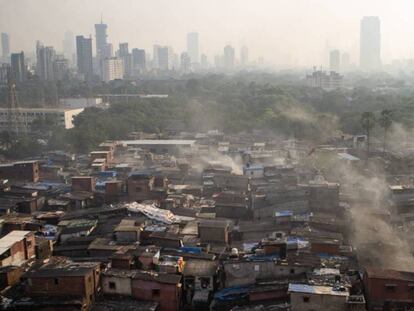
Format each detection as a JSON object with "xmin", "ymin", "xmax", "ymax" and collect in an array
[
  {"xmin": 317, "ymin": 153, "xmax": 414, "ymax": 271},
  {"xmin": 190, "ymin": 150, "xmax": 243, "ymax": 175}
]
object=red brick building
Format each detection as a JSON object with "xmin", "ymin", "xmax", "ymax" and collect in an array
[
  {"xmin": 363, "ymin": 267, "xmax": 414, "ymax": 310},
  {"xmin": 310, "ymin": 239, "xmax": 341, "ymax": 255},
  {"xmin": 0, "ymin": 265, "xmax": 23, "ymax": 290},
  {"xmin": 131, "ymin": 271, "xmax": 182, "ymax": 311},
  {"xmin": 0, "ymin": 161, "xmax": 39, "ymax": 182},
  {"xmin": 127, "ymin": 170, "xmax": 167, "ymax": 202},
  {"xmin": 101, "ymin": 268, "xmax": 182, "ymax": 311},
  {"xmin": 0, "ymin": 230, "xmax": 36, "ymax": 266},
  {"xmin": 24, "ymin": 258, "xmax": 101, "ymax": 310},
  {"xmin": 71, "ymin": 176, "xmax": 96, "ymax": 192}
]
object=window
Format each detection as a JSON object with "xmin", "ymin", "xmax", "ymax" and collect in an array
[
  {"xmin": 109, "ymin": 282, "xmax": 116, "ymax": 289},
  {"xmin": 88, "ymin": 276, "xmax": 92, "ymax": 283},
  {"xmin": 200, "ymin": 277, "xmax": 210, "ymax": 289},
  {"xmin": 303, "ymin": 296, "xmax": 310, "ymax": 303},
  {"xmin": 290, "ymin": 269, "xmax": 295, "ymax": 274},
  {"xmin": 54, "ymin": 278, "xmax": 59, "ymax": 285},
  {"xmin": 152, "ymin": 289, "xmax": 160, "ymax": 298}
]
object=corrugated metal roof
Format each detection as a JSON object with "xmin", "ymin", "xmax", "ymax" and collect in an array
[
  {"xmin": 337, "ymin": 153, "xmax": 360, "ymax": 161},
  {"xmin": 288, "ymin": 284, "xmax": 349, "ymax": 296},
  {"xmin": 120, "ymin": 140, "xmax": 196, "ymax": 145},
  {"xmin": 0, "ymin": 231, "xmax": 32, "ymax": 251}
]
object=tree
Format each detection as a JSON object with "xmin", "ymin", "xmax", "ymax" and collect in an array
[
  {"xmin": 0, "ymin": 131, "xmax": 13, "ymax": 151},
  {"xmin": 378, "ymin": 109, "xmax": 393, "ymax": 153},
  {"xmin": 360, "ymin": 112, "xmax": 376, "ymax": 159},
  {"xmin": 31, "ymin": 114, "xmax": 59, "ymax": 133},
  {"xmin": 3, "ymin": 135, "xmax": 43, "ymax": 159}
]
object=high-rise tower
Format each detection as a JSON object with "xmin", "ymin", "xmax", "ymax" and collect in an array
[
  {"xmin": 76, "ymin": 35, "xmax": 93, "ymax": 80},
  {"xmin": 187, "ymin": 32, "xmax": 199, "ymax": 64},
  {"xmin": 360, "ymin": 16, "xmax": 381, "ymax": 71}
]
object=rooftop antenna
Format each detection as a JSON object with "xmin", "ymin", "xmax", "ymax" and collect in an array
[{"xmin": 101, "ymin": 13, "xmax": 103, "ymax": 24}]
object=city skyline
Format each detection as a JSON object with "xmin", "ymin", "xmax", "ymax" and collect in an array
[{"xmin": 1, "ymin": 0, "xmax": 414, "ymax": 67}]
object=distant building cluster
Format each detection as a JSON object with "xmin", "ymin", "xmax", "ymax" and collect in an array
[
  {"xmin": 0, "ymin": 24, "xmax": 261, "ymax": 84},
  {"xmin": 306, "ymin": 69, "xmax": 344, "ymax": 90},
  {"xmin": 0, "ymin": 15, "xmax": 389, "ymax": 86},
  {"xmin": 304, "ymin": 16, "xmax": 382, "ymax": 90}
]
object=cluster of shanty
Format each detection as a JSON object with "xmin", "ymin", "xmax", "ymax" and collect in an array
[{"xmin": 0, "ymin": 131, "xmax": 412, "ymax": 311}]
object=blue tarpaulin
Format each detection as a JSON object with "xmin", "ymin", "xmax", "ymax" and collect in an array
[
  {"xmin": 97, "ymin": 171, "xmax": 117, "ymax": 178},
  {"xmin": 178, "ymin": 246, "xmax": 202, "ymax": 254},
  {"xmin": 214, "ymin": 286, "xmax": 249, "ymax": 302}
]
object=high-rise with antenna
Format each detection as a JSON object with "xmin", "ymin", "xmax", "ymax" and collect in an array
[{"xmin": 95, "ymin": 17, "xmax": 108, "ymax": 79}]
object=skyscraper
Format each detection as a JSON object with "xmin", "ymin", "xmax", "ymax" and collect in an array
[
  {"xmin": 240, "ymin": 46, "xmax": 249, "ymax": 67},
  {"xmin": 1, "ymin": 33, "xmax": 10, "ymax": 59},
  {"xmin": 95, "ymin": 22, "xmax": 107, "ymax": 57},
  {"xmin": 152, "ymin": 44, "xmax": 161, "ymax": 69},
  {"xmin": 76, "ymin": 35, "xmax": 93, "ymax": 80},
  {"xmin": 132, "ymin": 48, "xmax": 146, "ymax": 72},
  {"xmin": 180, "ymin": 52, "xmax": 191, "ymax": 73},
  {"xmin": 10, "ymin": 52, "xmax": 26, "ymax": 82},
  {"xmin": 169, "ymin": 47, "xmax": 178, "ymax": 70},
  {"xmin": 223, "ymin": 45, "xmax": 235, "ymax": 70},
  {"xmin": 360, "ymin": 16, "xmax": 381, "ymax": 71},
  {"xmin": 187, "ymin": 32, "xmax": 199, "ymax": 64},
  {"xmin": 36, "ymin": 42, "xmax": 56, "ymax": 81},
  {"xmin": 329, "ymin": 49, "xmax": 340, "ymax": 72},
  {"xmin": 95, "ymin": 22, "xmax": 108, "ymax": 78},
  {"xmin": 53, "ymin": 55, "xmax": 70, "ymax": 81},
  {"xmin": 62, "ymin": 31, "xmax": 75, "ymax": 60},
  {"xmin": 158, "ymin": 46, "xmax": 169, "ymax": 71},
  {"xmin": 119, "ymin": 43, "xmax": 129, "ymax": 57},
  {"xmin": 119, "ymin": 43, "xmax": 132, "ymax": 77},
  {"xmin": 0, "ymin": 64, "xmax": 10, "ymax": 85}
]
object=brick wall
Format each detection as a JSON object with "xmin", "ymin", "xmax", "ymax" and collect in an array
[{"xmin": 131, "ymin": 279, "xmax": 181, "ymax": 311}]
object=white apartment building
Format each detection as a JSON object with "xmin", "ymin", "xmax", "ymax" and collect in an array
[
  {"xmin": 103, "ymin": 57, "xmax": 124, "ymax": 82},
  {"xmin": 0, "ymin": 108, "xmax": 84, "ymax": 132},
  {"xmin": 306, "ymin": 70, "xmax": 344, "ymax": 90}
]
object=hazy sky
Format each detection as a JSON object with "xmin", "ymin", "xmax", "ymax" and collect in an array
[{"xmin": 1, "ymin": 0, "xmax": 414, "ymax": 67}]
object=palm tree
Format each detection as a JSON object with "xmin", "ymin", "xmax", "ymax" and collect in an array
[
  {"xmin": 360, "ymin": 112, "xmax": 376, "ymax": 159},
  {"xmin": 378, "ymin": 109, "xmax": 393, "ymax": 153}
]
